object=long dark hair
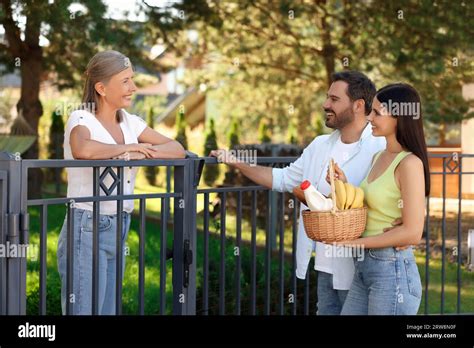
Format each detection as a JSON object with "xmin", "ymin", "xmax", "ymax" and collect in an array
[{"xmin": 376, "ymin": 83, "xmax": 430, "ymax": 196}]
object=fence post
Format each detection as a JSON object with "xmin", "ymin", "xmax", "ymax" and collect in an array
[
  {"xmin": 0, "ymin": 152, "xmax": 27, "ymax": 315},
  {"xmin": 0, "ymin": 166, "xmax": 7, "ymax": 314},
  {"xmin": 270, "ymin": 147, "xmax": 278, "ymax": 250},
  {"xmin": 172, "ymin": 152, "xmax": 203, "ymax": 315}
]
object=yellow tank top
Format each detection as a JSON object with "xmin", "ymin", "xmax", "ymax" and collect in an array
[{"xmin": 359, "ymin": 150, "xmax": 411, "ymax": 237}]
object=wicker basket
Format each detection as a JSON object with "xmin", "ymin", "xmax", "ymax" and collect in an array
[{"xmin": 302, "ymin": 159, "xmax": 367, "ymax": 243}]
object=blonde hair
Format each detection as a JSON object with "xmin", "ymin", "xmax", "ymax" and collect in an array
[{"xmin": 81, "ymin": 50, "xmax": 133, "ymax": 122}]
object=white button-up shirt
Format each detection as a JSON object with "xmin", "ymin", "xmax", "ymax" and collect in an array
[
  {"xmin": 64, "ymin": 109, "xmax": 148, "ymax": 214},
  {"xmin": 272, "ymin": 124, "xmax": 386, "ymax": 289}
]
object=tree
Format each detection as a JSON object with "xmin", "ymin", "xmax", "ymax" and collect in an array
[
  {"xmin": 145, "ymin": 107, "xmax": 158, "ymax": 186},
  {"xmin": 47, "ymin": 109, "xmax": 64, "ymax": 159},
  {"xmin": 46, "ymin": 109, "xmax": 64, "ymax": 185},
  {"xmin": 175, "ymin": 109, "xmax": 188, "ymax": 149},
  {"xmin": 0, "ymin": 0, "xmax": 156, "ymax": 196},
  {"xmin": 258, "ymin": 118, "xmax": 271, "ymax": 144},
  {"xmin": 203, "ymin": 118, "xmax": 219, "ymax": 186},
  {"xmin": 227, "ymin": 117, "xmax": 239, "ymax": 149},
  {"xmin": 144, "ymin": 0, "xmax": 474, "ymax": 145},
  {"xmin": 286, "ymin": 120, "xmax": 297, "ymax": 145}
]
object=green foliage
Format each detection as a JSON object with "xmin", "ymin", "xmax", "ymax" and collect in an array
[
  {"xmin": 145, "ymin": 107, "xmax": 159, "ymax": 186},
  {"xmin": 46, "ymin": 110, "xmax": 65, "ymax": 182},
  {"xmin": 227, "ymin": 117, "xmax": 240, "ymax": 149},
  {"xmin": 132, "ymin": 95, "xmax": 167, "ymax": 121},
  {"xmin": 203, "ymin": 118, "xmax": 220, "ymax": 186},
  {"xmin": 47, "ymin": 110, "xmax": 64, "ymax": 159},
  {"xmin": 0, "ymin": 89, "xmax": 14, "ymax": 127},
  {"xmin": 144, "ymin": 0, "xmax": 474, "ymax": 145},
  {"xmin": 286, "ymin": 120, "xmax": 297, "ymax": 145},
  {"xmin": 1, "ymin": 0, "xmax": 158, "ymax": 89},
  {"xmin": 313, "ymin": 114, "xmax": 326, "ymax": 138},
  {"xmin": 175, "ymin": 110, "xmax": 188, "ymax": 149},
  {"xmin": 258, "ymin": 118, "xmax": 271, "ymax": 143}
]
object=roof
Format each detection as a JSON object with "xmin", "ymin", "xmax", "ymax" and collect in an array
[{"xmin": 156, "ymin": 87, "xmax": 206, "ymax": 129}]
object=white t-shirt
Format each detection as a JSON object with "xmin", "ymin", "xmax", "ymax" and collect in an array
[
  {"xmin": 314, "ymin": 137, "xmax": 359, "ymax": 282},
  {"xmin": 64, "ymin": 109, "xmax": 148, "ymax": 214},
  {"xmin": 272, "ymin": 125, "xmax": 386, "ymax": 290}
]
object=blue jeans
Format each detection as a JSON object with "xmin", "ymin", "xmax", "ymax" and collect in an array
[
  {"xmin": 341, "ymin": 247, "xmax": 422, "ymax": 315},
  {"xmin": 57, "ymin": 208, "xmax": 131, "ymax": 315},
  {"xmin": 316, "ymin": 271, "xmax": 349, "ymax": 315}
]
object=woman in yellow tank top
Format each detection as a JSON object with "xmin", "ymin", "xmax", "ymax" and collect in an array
[{"xmin": 330, "ymin": 83, "xmax": 430, "ymax": 315}]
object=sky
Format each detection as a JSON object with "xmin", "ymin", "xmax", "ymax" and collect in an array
[
  {"xmin": 103, "ymin": 0, "xmax": 176, "ymax": 21},
  {"xmin": 0, "ymin": 0, "xmax": 179, "ymax": 46},
  {"xmin": 0, "ymin": 0, "xmax": 178, "ymax": 34}
]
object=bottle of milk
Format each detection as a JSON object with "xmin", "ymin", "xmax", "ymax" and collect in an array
[{"xmin": 300, "ymin": 180, "xmax": 333, "ymax": 212}]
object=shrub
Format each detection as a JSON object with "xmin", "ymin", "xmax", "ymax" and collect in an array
[{"xmin": 203, "ymin": 118, "xmax": 220, "ymax": 186}]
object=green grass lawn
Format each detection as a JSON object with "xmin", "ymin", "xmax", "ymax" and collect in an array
[
  {"xmin": 25, "ymin": 202, "xmax": 473, "ymax": 315},
  {"xmin": 416, "ymin": 252, "xmax": 474, "ymax": 314},
  {"xmin": 26, "ymin": 203, "xmax": 175, "ymax": 315}
]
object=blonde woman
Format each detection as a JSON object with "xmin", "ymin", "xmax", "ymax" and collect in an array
[{"xmin": 57, "ymin": 50, "xmax": 185, "ymax": 315}]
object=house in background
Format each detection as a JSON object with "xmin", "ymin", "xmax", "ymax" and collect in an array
[
  {"xmin": 134, "ymin": 52, "xmax": 208, "ymax": 155},
  {"xmin": 461, "ymin": 84, "xmax": 473, "ymax": 198},
  {"xmin": 426, "ymin": 84, "xmax": 474, "ymax": 199}
]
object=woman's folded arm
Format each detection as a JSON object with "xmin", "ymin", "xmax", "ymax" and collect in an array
[
  {"xmin": 138, "ymin": 127, "xmax": 186, "ymax": 159},
  {"xmin": 70, "ymin": 125, "xmax": 158, "ymax": 160}
]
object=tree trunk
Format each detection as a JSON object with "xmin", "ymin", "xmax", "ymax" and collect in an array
[
  {"xmin": 17, "ymin": 48, "xmax": 44, "ymax": 198},
  {"xmin": 2, "ymin": 0, "xmax": 44, "ymax": 198},
  {"xmin": 321, "ymin": 15, "xmax": 336, "ymax": 89}
]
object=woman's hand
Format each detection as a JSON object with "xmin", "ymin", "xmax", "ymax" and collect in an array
[
  {"xmin": 326, "ymin": 162, "xmax": 347, "ymax": 184},
  {"xmin": 125, "ymin": 143, "xmax": 159, "ymax": 158},
  {"xmin": 113, "ymin": 151, "xmax": 146, "ymax": 160},
  {"xmin": 128, "ymin": 151, "xmax": 146, "ymax": 160}
]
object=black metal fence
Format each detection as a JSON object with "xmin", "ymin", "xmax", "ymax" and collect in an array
[{"xmin": 0, "ymin": 152, "xmax": 472, "ymax": 315}]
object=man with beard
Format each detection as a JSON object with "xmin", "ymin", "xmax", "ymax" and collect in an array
[{"xmin": 210, "ymin": 71, "xmax": 386, "ymax": 315}]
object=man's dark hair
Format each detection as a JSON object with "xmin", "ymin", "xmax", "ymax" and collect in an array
[{"xmin": 331, "ymin": 70, "xmax": 376, "ymax": 115}]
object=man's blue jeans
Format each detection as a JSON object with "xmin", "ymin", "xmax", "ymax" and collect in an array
[
  {"xmin": 57, "ymin": 208, "xmax": 131, "ymax": 315},
  {"xmin": 316, "ymin": 271, "xmax": 349, "ymax": 315}
]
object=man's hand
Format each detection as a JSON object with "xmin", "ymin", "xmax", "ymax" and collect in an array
[
  {"xmin": 384, "ymin": 218, "xmax": 410, "ymax": 251},
  {"xmin": 292, "ymin": 186, "xmax": 307, "ymax": 206},
  {"xmin": 209, "ymin": 149, "xmax": 273, "ymax": 189},
  {"xmin": 209, "ymin": 149, "xmax": 238, "ymax": 165}
]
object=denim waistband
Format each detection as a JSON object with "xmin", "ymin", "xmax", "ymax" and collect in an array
[
  {"xmin": 365, "ymin": 246, "xmax": 414, "ymax": 258},
  {"xmin": 73, "ymin": 207, "xmax": 130, "ymax": 218}
]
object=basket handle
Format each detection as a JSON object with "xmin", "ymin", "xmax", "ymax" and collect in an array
[{"xmin": 329, "ymin": 158, "xmax": 337, "ymax": 214}]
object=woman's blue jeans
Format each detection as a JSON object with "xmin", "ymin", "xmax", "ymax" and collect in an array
[
  {"xmin": 57, "ymin": 208, "xmax": 131, "ymax": 315},
  {"xmin": 341, "ymin": 247, "xmax": 422, "ymax": 315}
]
